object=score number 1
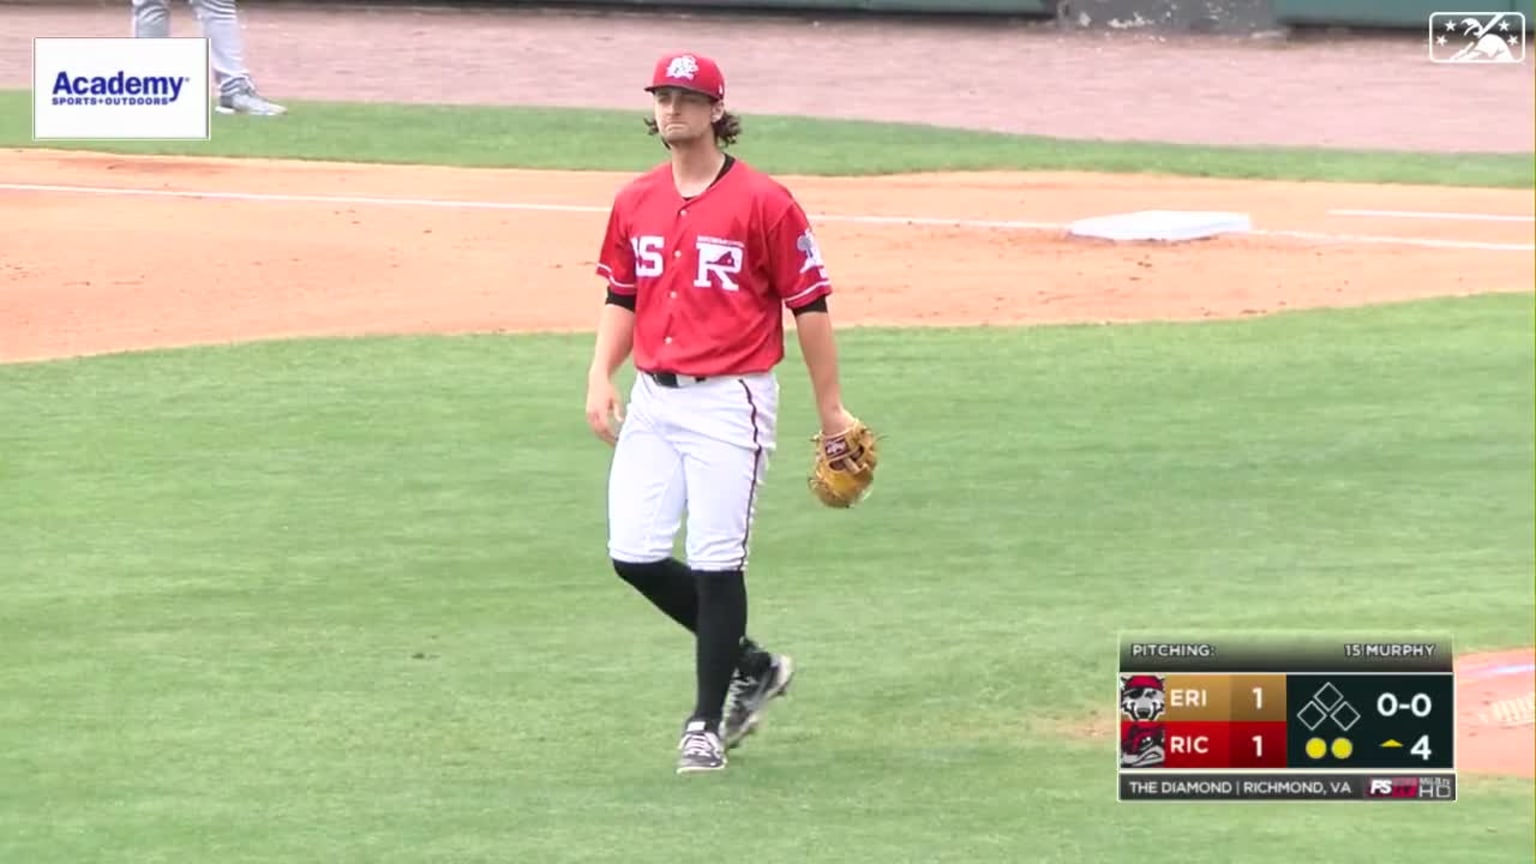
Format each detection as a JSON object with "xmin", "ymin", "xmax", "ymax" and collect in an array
[
  {"xmin": 1251, "ymin": 686, "xmax": 1266, "ymax": 758},
  {"xmin": 1377, "ymin": 691, "xmax": 1434, "ymax": 762}
]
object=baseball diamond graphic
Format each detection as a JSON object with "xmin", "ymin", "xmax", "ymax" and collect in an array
[{"xmin": 1295, "ymin": 682, "xmax": 1362, "ymax": 733}]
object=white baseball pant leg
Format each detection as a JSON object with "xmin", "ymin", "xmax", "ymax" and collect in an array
[{"xmin": 131, "ymin": 0, "xmax": 253, "ymax": 95}]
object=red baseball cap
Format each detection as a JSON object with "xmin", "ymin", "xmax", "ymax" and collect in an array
[{"xmin": 645, "ymin": 52, "xmax": 726, "ymax": 101}]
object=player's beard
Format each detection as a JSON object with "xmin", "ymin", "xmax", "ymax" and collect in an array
[{"xmin": 660, "ymin": 117, "xmax": 711, "ymax": 149}]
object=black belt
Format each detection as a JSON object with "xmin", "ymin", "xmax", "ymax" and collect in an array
[{"xmin": 647, "ymin": 371, "xmax": 709, "ymax": 388}]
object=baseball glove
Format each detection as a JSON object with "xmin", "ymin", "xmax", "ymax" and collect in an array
[{"xmin": 808, "ymin": 418, "xmax": 880, "ymax": 508}]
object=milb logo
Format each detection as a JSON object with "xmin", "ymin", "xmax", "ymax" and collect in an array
[{"xmin": 50, "ymin": 71, "xmax": 189, "ymax": 107}]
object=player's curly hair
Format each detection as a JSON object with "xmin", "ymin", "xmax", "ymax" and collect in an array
[{"xmin": 645, "ymin": 111, "xmax": 742, "ymax": 149}]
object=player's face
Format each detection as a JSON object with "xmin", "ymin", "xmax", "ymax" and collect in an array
[{"xmin": 652, "ymin": 88, "xmax": 719, "ymax": 145}]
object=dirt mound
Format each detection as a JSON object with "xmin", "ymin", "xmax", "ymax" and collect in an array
[{"xmin": 1458, "ymin": 648, "xmax": 1536, "ymax": 778}]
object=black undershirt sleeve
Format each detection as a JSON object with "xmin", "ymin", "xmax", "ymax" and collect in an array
[
  {"xmin": 791, "ymin": 296, "xmax": 828, "ymax": 316},
  {"xmin": 609, "ymin": 292, "xmax": 823, "ymax": 316}
]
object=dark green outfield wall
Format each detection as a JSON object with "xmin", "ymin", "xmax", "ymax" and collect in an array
[
  {"xmin": 1270, "ymin": 0, "xmax": 1532, "ymax": 28},
  {"xmin": 284, "ymin": 0, "xmax": 1534, "ymax": 31},
  {"xmin": 582, "ymin": 0, "xmax": 1053, "ymax": 11}
]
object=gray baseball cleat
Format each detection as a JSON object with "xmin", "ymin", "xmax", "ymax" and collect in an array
[
  {"xmin": 216, "ymin": 82, "xmax": 286, "ymax": 116},
  {"xmin": 722, "ymin": 653, "xmax": 795, "ymax": 750},
  {"xmin": 676, "ymin": 719, "xmax": 727, "ymax": 774}
]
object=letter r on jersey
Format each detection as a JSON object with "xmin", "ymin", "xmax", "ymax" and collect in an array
[{"xmin": 693, "ymin": 240, "xmax": 743, "ymax": 291}]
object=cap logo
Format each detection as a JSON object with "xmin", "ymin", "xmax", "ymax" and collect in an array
[{"xmin": 666, "ymin": 55, "xmax": 699, "ymax": 80}]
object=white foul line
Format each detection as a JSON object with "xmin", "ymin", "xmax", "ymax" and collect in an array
[
  {"xmin": 1, "ymin": 181, "xmax": 1532, "ymax": 252},
  {"xmin": 1330, "ymin": 208, "xmax": 1536, "ymax": 223},
  {"xmin": 1, "ymin": 182, "xmax": 608, "ymax": 215},
  {"xmin": 0, "ymin": 182, "xmax": 1064, "ymax": 231},
  {"xmin": 1257, "ymin": 228, "xmax": 1533, "ymax": 253}
]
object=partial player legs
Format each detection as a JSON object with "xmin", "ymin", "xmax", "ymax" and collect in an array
[
  {"xmin": 611, "ymin": 372, "xmax": 779, "ymax": 571},
  {"xmin": 191, "ymin": 0, "xmax": 286, "ymax": 115},
  {"xmin": 610, "ymin": 556, "xmax": 784, "ymax": 755},
  {"xmin": 612, "ymin": 558, "xmax": 697, "ymax": 631},
  {"xmin": 611, "ymin": 558, "xmax": 777, "ymax": 656},
  {"xmin": 131, "ymin": 0, "xmax": 171, "ymax": 38},
  {"xmin": 690, "ymin": 569, "xmax": 747, "ymax": 729},
  {"xmin": 674, "ymin": 568, "xmax": 745, "ymax": 773},
  {"xmin": 722, "ymin": 650, "xmax": 794, "ymax": 750},
  {"xmin": 673, "ymin": 375, "xmax": 778, "ymax": 574},
  {"xmin": 614, "ymin": 373, "xmax": 793, "ymax": 772},
  {"xmin": 134, "ymin": 0, "xmax": 285, "ymax": 115},
  {"xmin": 606, "ymin": 398, "xmax": 687, "ymax": 565},
  {"xmin": 667, "ymin": 565, "xmax": 794, "ymax": 771},
  {"xmin": 191, "ymin": 0, "xmax": 249, "ymax": 94},
  {"xmin": 670, "ymin": 374, "xmax": 792, "ymax": 763}
]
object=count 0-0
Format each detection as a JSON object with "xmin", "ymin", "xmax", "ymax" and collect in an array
[{"xmin": 1376, "ymin": 691, "xmax": 1433, "ymax": 718}]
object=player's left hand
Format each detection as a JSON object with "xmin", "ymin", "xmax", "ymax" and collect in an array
[
  {"xmin": 818, "ymin": 405, "xmax": 858, "ymax": 439},
  {"xmin": 808, "ymin": 410, "xmax": 880, "ymax": 509}
]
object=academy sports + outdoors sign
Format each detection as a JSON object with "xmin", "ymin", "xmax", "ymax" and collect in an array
[
  {"xmin": 52, "ymin": 71, "xmax": 190, "ymax": 105},
  {"xmin": 33, "ymin": 37, "xmax": 210, "ymax": 141}
]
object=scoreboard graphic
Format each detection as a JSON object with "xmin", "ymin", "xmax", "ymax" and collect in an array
[{"xmin": 1116, "ymin": 632, "xmax": 1457, "ymax": 802}]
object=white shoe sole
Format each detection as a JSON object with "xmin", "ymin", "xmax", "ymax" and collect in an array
[
  {"xmin": 676, "ymin": 762, "xmax": 727, "ymax": 775},
  {"xmin": 215, "ymin": 104, "xmax": 286, "ymax": 116}
]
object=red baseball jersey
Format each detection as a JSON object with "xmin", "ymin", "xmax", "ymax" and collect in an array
[{"xmin": 595, "ymin": 159, "xmax": 833, "ymax": 377}]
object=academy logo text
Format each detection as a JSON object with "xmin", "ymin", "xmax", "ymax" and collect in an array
[{"xmin": 50, "ymin": 71, "xmax": 188, "ymax": 107}]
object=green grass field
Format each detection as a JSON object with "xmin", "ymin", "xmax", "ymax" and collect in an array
[
  {"xmin": 4, "ymin": 89, "xmax": 1535, "ymax": 185},
  {"xmin": 2, "ymin": 94, "xmax": 1534, "ymax": 863}
]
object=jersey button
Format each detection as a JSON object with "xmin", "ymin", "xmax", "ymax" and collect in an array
[
  {"xmin": 664, "ymin": 336, "xmax": 673, "ymax": 344},
  {"xmin": 669, "ymin": 291, "xmax": 677, "ymax": 299}
]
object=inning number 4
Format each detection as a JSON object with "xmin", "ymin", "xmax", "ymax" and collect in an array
[{"xmin": 1411, "ymin": 734, "xmax": 1432, "ymax": 762}]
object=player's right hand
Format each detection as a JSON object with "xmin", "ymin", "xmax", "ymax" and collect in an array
[{"xmin": 585, "ymin": 376, "xmax": 625, "ymax": 446}]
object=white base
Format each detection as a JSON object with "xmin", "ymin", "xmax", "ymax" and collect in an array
[{"xmin": 1067, "ymin": 210, "xmax": 1252, "ymax": 242}]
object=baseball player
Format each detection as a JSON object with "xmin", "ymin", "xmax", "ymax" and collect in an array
[
  {"xmin": 131, "ymin": 0, "xmax": 286, "ymax": 116},
  {"xmin": 585, "ymin": 52, "xmax": 858, "ymax": 774}
]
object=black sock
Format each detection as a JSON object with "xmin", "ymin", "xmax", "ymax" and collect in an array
[
  {"xmin": 612, "ymin": 560, "xmax": 771, "ymax": 673},
  {"xmin": 693, "ymin": 569, "xmax": 748, "ymax": 728},
  {"xmin": 612, "ymin": 558, "xmax": 697, "ymax": 632}
]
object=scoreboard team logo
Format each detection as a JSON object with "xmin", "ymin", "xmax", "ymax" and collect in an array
[{"xmin": 1119, "ymin": 674, "xmax": 1167, "ymax": 768}]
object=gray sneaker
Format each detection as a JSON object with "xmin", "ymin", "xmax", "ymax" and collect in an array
[
  {"xmin": 676, "ymin": 719, "xmax": 726, "ymax": 774},
  {"xmin": 722, "ymin": 653, "xmax": 795, "ymax": 750},
  {"xmin": 217, "ymin": 83, "xmax": 286, "ymax": 116}
]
